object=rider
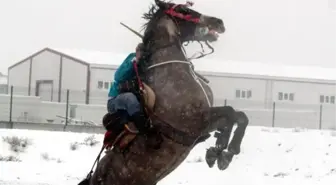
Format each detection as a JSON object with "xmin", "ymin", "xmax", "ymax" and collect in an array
[{"xmin": 107, "ymin": 43, "xmax": 149, "ymax": 134}]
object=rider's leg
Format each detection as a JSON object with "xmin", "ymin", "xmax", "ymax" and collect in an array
[
  {"xmin": 107, "ymin": 96, "xmax": 129, "ymax": 133},
  {"xmin": 109, "ymin": 92, "xmax": 149, "ymax": 133}
]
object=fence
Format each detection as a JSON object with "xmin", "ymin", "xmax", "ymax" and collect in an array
[
  {"xmin": 0, "ymin": 86, "xmax": 335, "ymax": 131},
  {"xmin": 0, "ymin": 86, "xmax": 108, "ymax": 126},
  {"xmin": 0, "ymin": 121, "xmax": 105, "ymax": 134},
  {"xmin": 1, "ymin": 85, "xmax": 108, "ymax": 105}
]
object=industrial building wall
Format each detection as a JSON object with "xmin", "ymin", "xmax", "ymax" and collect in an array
[
  {"xmin": 88, "ymin": 67, "xmax": 116, "ymax": 105},
  {"xmin": 8, "ymin": 59, "xmax": 31, "ymax": 95},
  {"xmin": 205, "ymin": 75, "xmax": 268, "ymax": 108},
  {"xmin": 60, "ymin": 57, "xmax": 88, "ymax": 104},
  {"xmin": 201, "ymin": 74, "xmax": 335, "ymax": 110},
  {"xmin": 272, "ymin": 81, "xmax": 336, "ymax": 108},
  {"xmin": 8, "ymin": 50, "xmax": 89, "ymax": 104},
  {"xmin": 85, "ymin": 67, "xmax": 335, "ymax": 110},
  {"xmin": 30, "ymin": 51, "xmax": 61, "ymax": 102}
]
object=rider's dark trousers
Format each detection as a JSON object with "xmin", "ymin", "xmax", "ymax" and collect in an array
[{"xmin": 107, "ymin": 92, "xmax": 141, "ymax": 116}]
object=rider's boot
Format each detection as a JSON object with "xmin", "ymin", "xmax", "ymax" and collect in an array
[{"xmin": 130, "ymin": 111, "xmax": 150, "ymax": 134}]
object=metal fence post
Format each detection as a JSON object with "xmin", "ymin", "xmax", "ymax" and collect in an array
[
  {"xmin": 272, "ymin": 102, "xmax": 275, "ymax": 127},
  {"xmin": 224, "ymin": 99, "xmax": 227, "ymax": 106},
  {"xmin": 319, "ymin": 104, "xmax": 323, "ymax": 130},
  {"xmin": 64, "ymin": 89, "xmax": 70, "ymax": 131},
  {"xmin": 9, "ymin": 85, "xmax": 13, "ymax": 128}
]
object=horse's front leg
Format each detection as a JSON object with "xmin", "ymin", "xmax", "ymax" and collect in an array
[{"xmin": 203, "ymin": 106, "xmax": 249, "ymax": 170}]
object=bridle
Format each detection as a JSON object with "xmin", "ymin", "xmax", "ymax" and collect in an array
[
  {"xmin": 165, "ymin": 1, "xmax": 215, "ymax": 60},
  {"xmin": 145, "ymin": 1, "xmax": 215, "ymax": 71}
]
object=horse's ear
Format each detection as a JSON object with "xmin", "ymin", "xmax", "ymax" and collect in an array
[{"xmin": 155, "ymin": 0, "xmax": 169, "ymax": 9}]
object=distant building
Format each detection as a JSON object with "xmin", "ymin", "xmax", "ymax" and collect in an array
[
  {"xmin": 7, "ymin": 47, "xmax": 336, "ymax": 108},
  {"xmin": 7, "ymin": 47, "xmax": 126, "ymax": 104},
  {"xmin": 0, "ymin": 72, "xmax": 8, "ymax": 94}
]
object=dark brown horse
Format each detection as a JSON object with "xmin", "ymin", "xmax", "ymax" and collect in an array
[{"xmin": 90, "ymin": 1, "xmax": 249, "ymax": 184}]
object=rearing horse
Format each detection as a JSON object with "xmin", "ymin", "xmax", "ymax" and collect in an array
[{"xmin": 90, "ymin": 1, "xmax": 249, "ymax": 185}]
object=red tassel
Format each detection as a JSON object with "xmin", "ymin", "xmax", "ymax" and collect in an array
[
  {"xmin": 133, "ymin": 60, "xmax": 144, "ymax": 90},
  {"xmin": 103, "ymin": 131, "xmax": 113, "ymax": 146}
]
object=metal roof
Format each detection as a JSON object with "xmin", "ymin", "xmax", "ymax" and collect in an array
[
  {"xmin": 53, "ymin": 48, "xmax": 127, "ymax": 65},
  {"xmin": 53, "ymin": 48, "xmax": 336, "ymax": 81},
  {"xmin": 193, "ymin": 58, "xmax": 336, "ymax": 81}
]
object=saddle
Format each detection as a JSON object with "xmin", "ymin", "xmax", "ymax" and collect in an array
[{"xmin": 102, "ymin": 83, "xmax": 157, "ymax": 151}]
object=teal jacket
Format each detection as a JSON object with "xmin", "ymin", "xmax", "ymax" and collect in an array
[{"xmin": 108, "ymin": 53, "xmax": 136, "ymax": 97}]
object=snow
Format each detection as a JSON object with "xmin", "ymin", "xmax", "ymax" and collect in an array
[{"xmin": 1, "ymin": 126, "xmax": 336, "ymax": 185}]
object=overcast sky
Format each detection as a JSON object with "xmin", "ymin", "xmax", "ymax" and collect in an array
[{"xmin": 0, "ymin": 0, "xmax": 335, "ymax": 74}]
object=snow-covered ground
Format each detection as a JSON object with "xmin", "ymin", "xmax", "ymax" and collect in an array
[{"xmin": 0, "ymin": 126, "xmax": 336, "ymax": 185}]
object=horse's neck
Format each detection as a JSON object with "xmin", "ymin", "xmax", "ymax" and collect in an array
[{"xmin": 149, "ymin": 44, "xmax": 187, "ymax": 64}]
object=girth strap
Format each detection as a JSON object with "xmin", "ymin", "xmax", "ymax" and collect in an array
[{"xmin": 156, "ymin": 121, "xmax": 199, "ymax": 146}]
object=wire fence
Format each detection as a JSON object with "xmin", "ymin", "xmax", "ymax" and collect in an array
[
  {"xmin": 0, "ymin": 86, "xmax": 335, "ymax": 132},
  {"xmin": 0, "ymin": 86, "xmax": 111, "ymax": 127}
]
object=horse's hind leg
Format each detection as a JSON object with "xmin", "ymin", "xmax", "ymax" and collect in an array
[{"xmin": 203, "ymin": 106, "xmax": 249, "ymax": 170}]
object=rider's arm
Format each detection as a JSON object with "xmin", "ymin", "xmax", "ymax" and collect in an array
[{"xmin": 114, "ymin": 53, "xmax": 136, "ymax": 82}]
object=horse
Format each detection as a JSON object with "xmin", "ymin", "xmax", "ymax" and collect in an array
[{"xmin": 89, "ymin": 1, "xmax": 249, "ymax": 184}]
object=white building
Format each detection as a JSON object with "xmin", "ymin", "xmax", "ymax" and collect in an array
[
  {"xmin": 8, "ymin": 48, "xmax": 125, "ymax": 104},
  {"xmin": 196, "ymin": 60, "xmax": 336, "ymax": 109},
  {"xmin": 7, "ymin": 47, "xmax": 336, "ymax": 108},
  {"xmin": 0, "ymin": 72, "xmax": 8, "ymax": 94}
]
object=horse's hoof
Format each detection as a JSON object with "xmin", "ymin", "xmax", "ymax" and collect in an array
[
  {"xmin": 217, "ymin": 151, "xmax": 234, "ymax": 171},
  {"xmin": 228, "ymin": 144, "xmax": 240, "ymax": 155},
  {"xmin": 205, "ymin": 147, "xmax": 218, "ymax": 168}
]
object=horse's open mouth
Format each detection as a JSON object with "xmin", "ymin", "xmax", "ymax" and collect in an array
[
  {"xmin": 209, "ymin": 29, "xmax": 219, "ymax": 38},
  {"xmin": 206, "ymin": 29, "xmax": 220, "ymax": 42}
]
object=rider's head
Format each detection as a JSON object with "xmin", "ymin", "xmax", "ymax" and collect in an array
[{"xmin": 135, "ymin": 43, "xmax": 144, "ymax": 60}]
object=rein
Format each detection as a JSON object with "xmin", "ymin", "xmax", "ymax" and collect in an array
[{"xmin": 185, "ymin": 40, "xmax": 214, "ymax": 60}]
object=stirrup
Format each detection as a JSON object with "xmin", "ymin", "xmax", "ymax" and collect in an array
[{"xmin": 124, "ymin": 123, "xmax": 139, "ymax": 134}]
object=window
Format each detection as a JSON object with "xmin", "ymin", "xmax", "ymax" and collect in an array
[
  {"xmin": 235, "ymin": 90, "xmax": 240, "ymax": 98},
  {"xmin": 241, "ymin": 91, "xmax": 246, "ymax": 98},
  {"xmin": 320, "ymin": 95, "xmax": 335, "ymax": 104},
  {"xmin": 104, "ymin": 82, "xmax": 109, "ymax": 89},
  {"xmin": 247, "ymin": 90, "xmax": 252, "ymax": 98},
  {"xmin": 98, "ymin": 81, "xmax": 111, "ymax": 90},
  {"xmin": 289, "ymin": 93, "xmax": 294, "ymax": 101},
  {"xmin": 278, "ymin": 92, "xmax": 294, "ymax": 101},
  {"xmin": 97, "ymin": 81, "xmax": 103, "ymax": 89},
  {"xmin": 235, "ymin": 89, "xmax": 252, "ymax": 99},
  {"xmin": 320, "ymin": 95, "xmax": 324, "ymax": 103},
  {"xmin": 278, "ymin": 92, "xmax": 283, "ymax": 100}
]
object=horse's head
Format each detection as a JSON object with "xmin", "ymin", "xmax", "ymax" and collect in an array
[
  {"xmin": 144, "ymin": 0, "xmax": 225, "ymax": 46},
  {"xmin": 143, "ymin": 0, "xmax": 225, "ymax": 45}
]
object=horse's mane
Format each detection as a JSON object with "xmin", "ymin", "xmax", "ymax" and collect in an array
[
  {"xmin": 139, "ymin": 2, "xmax": 166, "ymax": 71},
  {"xmin": 141, "ymin": 1, "xmax": 173, "ymax": 41},
  {"xmin": 141, "ymin": 4, "xmax": 160, "ymax": 32},
  {"xmin": 138, "ymin": 1, "xmax": 173, "ymax": 74}
]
